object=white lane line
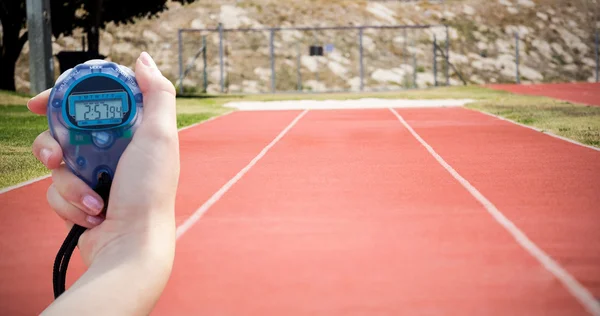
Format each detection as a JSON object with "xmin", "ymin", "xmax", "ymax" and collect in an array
[
  {"xmin": 0, "ymin": 111, "xmax": 236, "ymax": 195},
  {"xmin": 389, "ymin": 107, "xmax": 600, "ymax": 316},
  {"xmin": 175, "ymin": 109, "xmax": 308, "ymax": 239},
  {"xmin": 0, "ymin": 174, "xmax": 52, "ymax": 195},
  {"xmin": 472, "ymin": 108, "xmax": 600, "ymax": 152}
]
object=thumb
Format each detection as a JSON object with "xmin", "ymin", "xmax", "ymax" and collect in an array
[{"xmin": 134, "ymin": 52, "xmax": 177, "ymax": 134}]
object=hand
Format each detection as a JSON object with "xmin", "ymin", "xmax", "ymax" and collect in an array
[{"xmin": 29, "ymin": 52, "xmax": 180, "ymax": 315}]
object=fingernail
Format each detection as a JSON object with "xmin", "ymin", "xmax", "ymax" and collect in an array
[
  {"xmin": 40, "ymin": 148, "xmax": 52, "ymax": 165},
  {"xmin": 82, "ymin": 195, "xmax": 104, "ymax": 215},
  {"xmin": 86, "ymin": 215, "xmax": 104, "ymax": 226},
  {"xmin": 139, "ymin": 52, "xmax": 156, "ymax": 68}
]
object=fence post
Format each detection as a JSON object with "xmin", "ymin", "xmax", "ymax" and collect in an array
[
  {"xmin": 433, "ymin": 35, "xmax": 438, "ymax": 87},
  {"xmin": 269, "ymin": 28, "xmax": 276, "ymax": 93},
  {"xmin": 202, "ymin": 35, "xmax": 208, "ymax": 93},
  {"xmin": 445, "ymin": 25, "xmax": 450, "ymax": 86},
  {"xmin": 359, "ymin": 27, "xmax": 364, "ymax": 91},
  {"xmin": 515, "ymin": 32, "xmax": 520, "ymax": 84},
  {"xmin": 26, "ymin": 0, "xmax": 54, "ymax": 95},
  {"xmin": 177, "ymin": 29, "xmax": 183, "ymax": 94},
  {"xmin": 412, "ymin": 37, "xmax": 417, "ymax": 89},
  {"xmin": 596, "ymin": 29, "xmax": 600, "ymax": 82},
  {"xmin": 296, "ymin": 41, "xmax": 302, "ymax": 91},
  {"xmin": 218, "ymin": 23, "xmax": 225, "ymax": 93},
  {"xmin": 403, "ymin": 28, "xmax": 408, "ymax": 88}
]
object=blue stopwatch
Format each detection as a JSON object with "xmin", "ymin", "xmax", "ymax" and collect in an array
[{"xmin": 47, "ymin": 60, "xmax": 143, "ymax": 189}]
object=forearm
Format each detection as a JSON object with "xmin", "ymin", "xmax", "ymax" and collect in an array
[{"xmin": 42, "ymin": 219, "xmax": 175, "ymax": 316}]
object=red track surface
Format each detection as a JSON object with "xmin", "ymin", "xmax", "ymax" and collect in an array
[
  {"xmin": 488, "ymin": 83, "xmax": 600, "ymax": 106},
  {"xmin": 1, "ymin": 107, "xmax": 599, "ymax": 315}
]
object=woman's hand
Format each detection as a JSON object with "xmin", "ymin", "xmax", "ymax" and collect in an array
[{"xmin": 29, "ymin": 52, "xmax": 180, "ymax": 315}]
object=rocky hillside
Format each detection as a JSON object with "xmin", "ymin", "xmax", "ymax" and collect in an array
[{"xmin": 14, "ymin": 0, "xmax": 600, "ymax": 93}]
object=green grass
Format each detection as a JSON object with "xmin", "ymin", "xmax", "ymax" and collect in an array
[
  {"xmin": 467, "ymin": 93, "xmax": 600, "ymax": 147},
  {"xmin": 2, "ymin": 85, "xmax": 599, "ymax": 189},
  {"xmin": 0, "ymin": 92, "xmax": 231, "ymax": 189}
]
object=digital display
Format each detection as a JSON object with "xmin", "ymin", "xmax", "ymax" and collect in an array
[
  {"xmin": 73, "ymin": 99, "xmax": 124, "ymax": 127},
  {"xmin": 68, "ymin": 91, "xmax": 129, "ymax": 128}
]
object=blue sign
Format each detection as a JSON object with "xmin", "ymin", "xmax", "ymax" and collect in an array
[{"xmin": 325, "ymin": 44, "xmax": 334, "ymax": 53}]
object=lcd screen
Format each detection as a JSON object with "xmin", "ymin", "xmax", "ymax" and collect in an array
[{"xmin": 74, "ymin": 99, "xmax": 123, "ymax": 123}]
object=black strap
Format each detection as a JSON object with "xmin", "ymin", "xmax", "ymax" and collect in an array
[{"xmin": 53, "ymin": 172, "xmax": 112, "ymax": 299}]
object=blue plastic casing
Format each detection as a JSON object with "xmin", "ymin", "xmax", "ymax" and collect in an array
[{"xmin": 47, "ymin": 60, "xmax": 143, "ymax": 188}]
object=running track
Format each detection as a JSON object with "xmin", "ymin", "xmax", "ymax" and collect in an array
[
  {"xmin": 488, "ymin": 83, "xmax": 600, "ymax": 106},
  {"xmin": 1, "ymin": 106, "xmax": 599, "ymax": 315}
]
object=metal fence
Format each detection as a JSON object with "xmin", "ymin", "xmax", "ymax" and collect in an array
[
  {"xmin": 177, "ymin": 24, "xmax": 455, "ymax": 94},
  {"xmin": 177, "ymin": 24, "xmax": 600, "ymax": 94}
]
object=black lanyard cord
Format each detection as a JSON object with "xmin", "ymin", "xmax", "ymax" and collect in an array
[{"xmin": 52, "ymin": 173, "xmax": 112, "ymax": 299}]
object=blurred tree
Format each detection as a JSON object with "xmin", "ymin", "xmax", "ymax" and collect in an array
[{"xmin": 0, "ymin": 0, "xmax": 196, "ymax": 91}]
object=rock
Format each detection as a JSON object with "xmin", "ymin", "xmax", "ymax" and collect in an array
[
  {"xmin": 219, "ymin": 4, "xmax": 262, "ymax": 28},
  {"xmin": 191, "ymin": 19, "xmax": 205, "ymax": 29},
  {"xmin": 517, "ymin": 0, "xmax": 535, "ymax": 8},
  {"xmin": 563, "ymin": 64, "xmax": 577, "ymax": 72},
  {"xmin": 327, "ymin": 51, "xmax": 351, "ymax": 65},
  {"xmin": 477, "ymin": 42, "xmax": 488, "ymax": 51},
  {"xmin": 449, "ymin": 53, "xmax": 469, "ymax": 64},
  {"xmin": 366, "ymin": 2, "xmax": 397, "ymax": 24},
  {"xmin": 556, "ymin": 27, "xmax": 589, "ymax": 55},
  {"xmin": 349, "ymin": 77, "xmax": 361, "ymax": 91},
  {"xmin": 507, "ymin": 7, "xmax": 519, "ymax": 14},
  {"xmin": 362, "ymin": 35, "xmax": 375, "ymax": 52},
  {"xmin": 443, "ymin": 11, "xmax": 456, "ymax": 19},
  {"xmin": 301, "ymin": 56, "xmax": 319, "ymax": 72},
  {"xmin": 254, "ymin": 67, "xmax": 271, "ymax": 81},
  {"xmin": 582, "ymin": 57, "xmax": 596, "ymax": 68},
  {"xmin": 207, "ymin": 84, "xmax": 220, "ymax": 94},
  {"xmin": 327, "ymin": 60, "xmax": 348, "ymax": 78},
  {"xmin": 519, "ymin": 65, "xmax": 543, "ymax": 81},
  {"xmin": 469, "ymin": 74, "xmax": 485, "ymax": 84},
  {"xmin": 112, "ymin": 42, "xmax": 136, "ymax": 55},
  {"xmin": 498, "ymin": 0, "xmax": 512, "ymax": 6},
  {"xmin": 463, "ymin": 5, "xmax": 475, "ymax": 15},
  {"xmin": 143, "ymin": 30, "xmax": 161, "ymax": 43},
  {"xmin": 416, "ymin": 73, "xmax": 435, "ymax": 87},
  {"xmin": 532, "ymin": 39, "xmax": 552, "ymax": 60},
  {"xmin": 371, "ymin": 68, "xmax": 406, "ymax": 84},
  {"xmin": 304, "ymin": 80, "xmax": 327, "ymax": 92},
  {"xmin": 551, "ymin": 43, "xmax": 573, "ymax": 63},
  {"xmin": 536, "ymin": 12, "xmax": 548, "ymax": 21},
  {"xmin": 242, "ymin": 80, "xmax": 261, "ymax": 93},
  {"xmin": 281, "ymin": 30, "xmax": 303, "ymax": 43}
]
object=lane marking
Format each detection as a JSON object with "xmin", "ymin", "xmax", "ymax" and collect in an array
[
  {"xmin": 472, "ymin": 109, "xmax": 600, "ymax": 152},
  {"xmin": 0, "ymin": 174, "xmax": 52, "ymax": 195},
  {"xmin": 175, "ymin": 109, "xmax": 308, "ymax": 239},
  {"xmin": 389, "ymin": 107, "xmax": 600, "ymax": 316},
  {"xmin": 0, "ymin": 111, "xmax": 236, "ymax": 195}
]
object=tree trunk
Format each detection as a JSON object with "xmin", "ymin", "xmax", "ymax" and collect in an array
[
  {"xmin": 0, "ymin": 55, "xmax": 17, "ymax": 91},
  {"xmin": 0, "ymin": 30, "xmax": 27, "ymax": 91},
  {"xmin": 86, "ymin": 0, "xmax": 103, "ymax": 55}
]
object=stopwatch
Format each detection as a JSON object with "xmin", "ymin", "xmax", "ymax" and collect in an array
[
  {"xmin": 46, "ymin": 59, "xmax": 143, "ymax": 299},
  {"xmin": 47, "ymin": 59, "xmax": 143, "ymax": 189}
]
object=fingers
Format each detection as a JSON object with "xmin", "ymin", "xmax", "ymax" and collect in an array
[
  {"xmin": 51, "ymin": 165, "xmax": 105, "ymax": 217},
  {"xmin": 32, "ymin": 130, "xmax": 63, "ymax": 169},
  {"xmin": 27, "ymin": 89, "xmax": 51, "ymax": 115},
  {"xmin": 47, "ymin": 184, "xmax": 104, "ymax": 229}
]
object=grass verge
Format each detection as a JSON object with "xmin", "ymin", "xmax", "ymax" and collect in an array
[{"xmin": 1, "ymin": 85, "xmax": 598, "ymax": 189}]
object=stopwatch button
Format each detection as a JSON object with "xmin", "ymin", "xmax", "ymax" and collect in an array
[
  {"xmin": 76, "ymin": 156, "xmax": 86, "ymax": 168},
  {"xmin": 118, "ymin": 65, "xmax": 135, "ymax": 77},
  {"xmin": 55, "ymin": 68, "xmax": 72, "ymax": 84},
  {"xmin": 84, "ymin": 60, "xmax": 105, "ymax": 66},
  {"xmin": 92, "ymin": 131, "xmax": 114, "ymax": 148}
]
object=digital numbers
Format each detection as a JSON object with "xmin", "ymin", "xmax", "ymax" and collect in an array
[{"xmin": 75, "ymin": 99, "xmax": 123, "ymax": 122}]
